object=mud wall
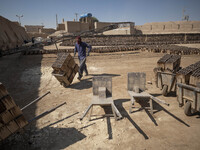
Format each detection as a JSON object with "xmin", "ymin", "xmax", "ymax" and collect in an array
[
  {"xmin": 0, "ymin": 16, "xmax": 30, "ymax": 51},
  {"xmin": 64, "ymin": 21, "xmax": 89, "ymax": 33},
  {"xmin": 135, "ymin": 21, "xmax": 200, "ymax": 35}
]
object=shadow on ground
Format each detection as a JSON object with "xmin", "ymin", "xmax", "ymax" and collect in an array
[
  {"xmin": 68, "ymin": 73, "xmax": 120, "ymax": 90},
  {"xmin": 1, "ymin": 127, "xmax": 86, "ymax": 150}
]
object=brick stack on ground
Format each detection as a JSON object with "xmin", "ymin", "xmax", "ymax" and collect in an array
[
  {"xmin": 0, "ymin": 83, "xmax": 28, "ymax": 141},
  {"xmin": 52, "ymin": 53, "xmax": 79, "ymax": 87}
]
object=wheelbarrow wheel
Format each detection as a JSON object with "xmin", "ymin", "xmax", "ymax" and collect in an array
[
  {"xmin": 162, "ymin": 85, "xmax": 168, "ymax": 96},
  {"xmin": 184, "ymin": 101, "xmax": 192, "ymax": 116}
]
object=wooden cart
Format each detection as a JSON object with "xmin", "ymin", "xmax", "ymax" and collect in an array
[
  {"xmin": 177, "ymin": 83, "xmax": 200, "ymax": 116},
  {"xmin": 154, "ymin": 54, "xmax": 181, "ymax": 96}
]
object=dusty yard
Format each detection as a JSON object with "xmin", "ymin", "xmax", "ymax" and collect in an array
[{"xmin": 0, "ymin": 48, "xmax": 200, "ymax": 150}]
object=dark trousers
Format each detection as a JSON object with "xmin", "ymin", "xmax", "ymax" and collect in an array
[{"xmin": 79, "ymin": 58, "xmax": 88, "ymax": 77}]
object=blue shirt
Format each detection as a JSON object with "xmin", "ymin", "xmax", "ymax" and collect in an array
[{"xmin": 74, "ymin": 42, "xmax": 92, "ymax": 60}]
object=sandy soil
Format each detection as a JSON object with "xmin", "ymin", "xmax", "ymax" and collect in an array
[{"xmin": 0, "ymin": 49, "xmax": 200, "ymax": 150}]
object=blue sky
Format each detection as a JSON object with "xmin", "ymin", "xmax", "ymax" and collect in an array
[{"xmin": 0, "ymin": 0, "xmax": 200, "ymax": 28}]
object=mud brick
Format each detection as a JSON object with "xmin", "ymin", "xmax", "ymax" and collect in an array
[
  {"xmin": 157, "ymin": 54, "xmax": 172, "ymax": 70},
  {"xmin": 0, "ymin": 101, "xmax": 6, "ymax": 113},
  {"xmin": 69, "ymin": 72, "xmax": 76, "ymax": 83},
  {"xmin": 0, "ymin": 83, "xmax": 9, "ymax": 99},
  {"xmin": 0, "ymin": 111, "xmax": 14, "ymax": 124},
  {"xmin": 52, "ymin": 53, "xmax": 72, "ymax": 70},
  {"xmin": 190, "ymin": 76, "xmax": 200, "ymax": 87},
  {"xmin": 98, "ymin": 87, "xmax": 106, "ymax": 99},
  {"xmin": 0, "ymin": 126, "xmax": 12, "ymax": 140},
  {"xmin": 67, "ymin": 58, "xmax": 76, "ymax": 69},
  {"xmin": 73, "ymin": 69, "xmax": 78, "ymax": 75},
  {"xmin": 1, "ymin": 95, "xmax": 15, "ymax": 110},
  {"xmin": 62, "ymin": 77, "xmax": 71, "ymax": 86},
  {"xmin": 6, "ymin": 120, "xmax": 19, "ymax": 133},
  {"xmin": 165, "ymin": 55, "xmax": 181, "ymax": 71},
  {"xmin": 74, "ymin": 64, "xmax": 79, "ymax": 73},
  {"xmin": 66, "ymin": 68, "xmax": 73, "ymax": 78},
  {"xmin": 9, "ymin": 106, "xmax": 22, "ymax": 118},
  {"xmin": 15, "ymin": 115, "xmax": 28, "ymax": 128}
]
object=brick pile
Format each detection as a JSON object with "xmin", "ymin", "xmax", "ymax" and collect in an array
[
  {"xmin": 52, "ymin": 53, "xmax": 79, "ymax": 87},
  {"xmin": 0, "ymin": 83, "xmax": 28, "ymax": 141}
]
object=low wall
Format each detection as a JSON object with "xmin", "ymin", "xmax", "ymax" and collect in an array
[
  {"xmin": 103, "ymin": 27, "xmax": 132, "ymax": 35},
  {"xmin": 0, "ymin": 16, "xmax": 30, "ymax": 51},
  {"xmin": 135, "ymin": 21, "xmax": 200, "ymax": 34},
  {"xmin": 94, "ymin": 22, "xmax": 114, "ymax": 30},
  {"xmin": 64, "ymin": 21, "xmax": 89, "ymax": 33},
  {"xmin": 40, "ymin": 28, "xmax": 56, "ymax": 34}
]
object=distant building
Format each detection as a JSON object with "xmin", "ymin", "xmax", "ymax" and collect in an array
[{"xmin": 24, "ymin": 25, "xmax": 44, "ymax": 33}]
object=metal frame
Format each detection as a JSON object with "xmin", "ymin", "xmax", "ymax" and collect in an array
[
  {"xmin": 128, "ymin": 72, "xmax": 169, "ymax": 115},
  {"xmin": 80, "ymin": 76, "xmax": 122, "ymax": 121}
]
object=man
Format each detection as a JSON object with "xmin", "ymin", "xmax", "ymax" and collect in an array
[{"xmin": 74, "ymin": 36, "xmax": 92, "ymax": 80}]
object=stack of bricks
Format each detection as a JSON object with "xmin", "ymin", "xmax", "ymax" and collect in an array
[
  {"xmin": 157, "ymin": 54, "xmax": 181, "ymax": 73},
  {"xmin": 52, "ymin": 53, "xmax": 79, "ymax": 87},
  {"xmin": 177, "ymin": 61, "xmax": 200, "ymax": 86},
  {"xmin": 0, "ymin": 83, "xmax": 28, "ymax": 141}
]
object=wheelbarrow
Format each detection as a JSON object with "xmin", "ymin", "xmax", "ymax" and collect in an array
[
  {"xmin": 177, "ymin": 82, "xmax": 200, "ymax": 116},
  {"xmin": 156, "ymin": 71, "xmax": 176, "ymax": 96}
]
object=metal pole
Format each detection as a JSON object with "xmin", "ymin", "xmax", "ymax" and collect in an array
[
  {"xmin": 21, "ymin": 91, "xmax": 51, "ymax": 111},
  {"xmin": 16, "ymin": 15, "xmax": 23, "ymax": 25}
]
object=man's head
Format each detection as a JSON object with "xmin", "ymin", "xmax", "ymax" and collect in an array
[{"xmin": 76, "ymin": 36, "xmax": 81, "ymax": 44}]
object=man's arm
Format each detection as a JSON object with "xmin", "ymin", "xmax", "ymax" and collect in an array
[{"xmin": 85, "ymin": 43, "xmax": 92, "ymax": 56}]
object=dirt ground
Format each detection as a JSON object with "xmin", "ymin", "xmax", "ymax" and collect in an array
[{"xmin": 0, "ymin": 44, "xmax": 200, "ymax": 150}]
